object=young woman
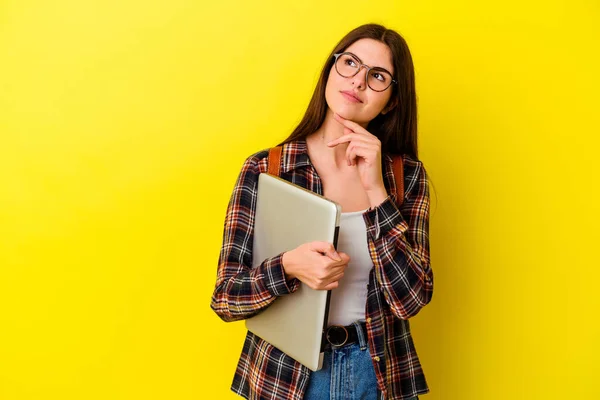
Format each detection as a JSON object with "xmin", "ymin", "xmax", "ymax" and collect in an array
[{"xmin": 211, "ymin": 23, "xmax": 433, "ymax": 400}]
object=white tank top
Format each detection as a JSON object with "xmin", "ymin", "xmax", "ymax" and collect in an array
[{"xmin": 326, "ymin": 209, "xmax": 373, "ymax": 326}]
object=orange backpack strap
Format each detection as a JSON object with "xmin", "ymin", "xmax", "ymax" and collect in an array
[
  {"xmin": 267, "ymin": 146, "xmax": 282, "ymax": 176},
  {"xmin": 391, "ymin": 154, "xmax": 404, "ymax": 207}
]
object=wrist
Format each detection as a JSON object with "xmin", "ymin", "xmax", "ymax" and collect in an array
[
  {"xmin": 281, "ymin": 251, "xmax": 296, "ymax": 280},
  {"xmin": 365, "ymin": 184, "xmax": 388, "ymax": 208}
]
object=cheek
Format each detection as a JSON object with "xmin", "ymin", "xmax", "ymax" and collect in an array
[
  {"xmin": 370, "ymin": 92, "xmax": 392, "ymax": 111},
  {"xmin": 326, "ymin": 70, "xmax": 342, "ymax": 91},
  {"xmin": 325, "ymin": 70, "xmax": 342, "ymax": 103}
]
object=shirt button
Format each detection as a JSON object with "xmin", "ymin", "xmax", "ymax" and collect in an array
[
  {"xmin": 373, "ymin": 356, "xmax": 380, "ymax": 362},
  {"xmin": 366, "ymin": 318, "xmax": 372, "ymax": 323}
]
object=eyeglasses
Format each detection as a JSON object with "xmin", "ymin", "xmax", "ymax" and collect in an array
[{"xmin": 332, "ymin": 52, "xmax": 397, "ymax": 92}]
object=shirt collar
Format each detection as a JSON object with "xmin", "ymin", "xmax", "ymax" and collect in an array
[{"xmin": 280, "ymin": 139, "xmax": 312, "ymax": 173}]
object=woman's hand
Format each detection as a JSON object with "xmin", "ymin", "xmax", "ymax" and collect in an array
[
  {"xmin": 327, "ymin": 113, "xmax": 388, "ymax": 205},
  {"xmin": 282, "ymin": 242, "xmax": 350, "ymax": 291}
]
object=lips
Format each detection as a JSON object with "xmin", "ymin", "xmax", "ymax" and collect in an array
[{"xmin": 340, "ymin": 90, "xmax": 362, "ymax": 103}]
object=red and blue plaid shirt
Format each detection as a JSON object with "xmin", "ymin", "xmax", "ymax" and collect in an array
[{"xmin": 211, "ymin": 139, "xmax": 433, "ymax": 399}]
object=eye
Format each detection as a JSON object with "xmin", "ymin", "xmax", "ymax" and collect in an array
[
  {"xmin": 345, "ymin": 58, "xmax": 357, "ymax": 67},
  {"xmin": 372, "ymin": 72, "xmax": 386, "ymax": 82}
]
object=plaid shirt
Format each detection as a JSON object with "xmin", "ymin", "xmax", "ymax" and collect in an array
[{"xmin": 211, "ymin": 139, "xmax": 433, "ymax": 400}]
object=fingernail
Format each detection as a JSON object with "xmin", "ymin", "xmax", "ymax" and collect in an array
[{"xmin": 334, "ymin": 251, "xmax": 341, "ymax": 260}]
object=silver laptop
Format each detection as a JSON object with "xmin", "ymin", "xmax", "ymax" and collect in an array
[{"xmin": 245, "ymin": 173, "xmax": 341, "ymax": 371}]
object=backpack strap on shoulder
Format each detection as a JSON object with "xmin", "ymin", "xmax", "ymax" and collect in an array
[
  {"xmin": 267, "ymin": 146, "xmax": 282, "ymax": 176},
  {"xmin": 391, "ymin": 154, "xmax": 404, "ymax": 207}
]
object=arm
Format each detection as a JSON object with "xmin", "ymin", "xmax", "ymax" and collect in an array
[
  {"xmin": 363, "ymin": 161, "xmax": 433, "ymax": 320},
  {"xmin": 210, "ymin": 154, "xmax": 300, "ymax": 323}
]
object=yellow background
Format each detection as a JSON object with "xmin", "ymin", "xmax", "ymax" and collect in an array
[{"xmin": 1, "ymin": 1, "xmax": 598, "ymax": 399}]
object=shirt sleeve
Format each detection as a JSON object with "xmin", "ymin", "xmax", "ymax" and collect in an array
[
  {"xmin": 362, "ymin": 161, "xmax": 433, "ymax": 320},
  {"xmin": 210, "ymin": 154, "xmax": 300, "ymax": 323}
]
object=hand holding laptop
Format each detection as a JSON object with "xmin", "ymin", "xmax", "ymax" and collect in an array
[{"xmin": 282, "ymin": 242, "xmax": 350, "ymax": 290}]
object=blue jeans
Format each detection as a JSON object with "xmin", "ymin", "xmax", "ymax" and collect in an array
[{"xmin": 304, "ymin": 320, "xmax": 418, "ymax": 400}]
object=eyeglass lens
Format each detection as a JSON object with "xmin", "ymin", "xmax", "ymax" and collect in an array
[{"xmin": 335, "ymin": 53, "xmax": 393, "ymax": 91}]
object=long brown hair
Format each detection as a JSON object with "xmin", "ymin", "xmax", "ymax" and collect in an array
[{"xmin": 278, "ymin": 23, "xmax": 419, "ymax": 160}]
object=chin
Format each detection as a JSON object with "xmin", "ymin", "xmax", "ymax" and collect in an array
[
  {"xmin": 330, "ymin": 105, "xmax": 357, "ymax": 119},
  {"xmin": 335, "ymin": 108, "xmax": 367, "ymax": 123}
]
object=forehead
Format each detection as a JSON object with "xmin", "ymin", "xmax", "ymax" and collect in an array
[{"xmin": 344, "ymin": 39, "xmax": 394, "ymax": 72}]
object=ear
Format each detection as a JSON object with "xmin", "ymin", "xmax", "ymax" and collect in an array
[{"xmin": 381, "ymin": 97, "xmax": 398, "ymax": 115}]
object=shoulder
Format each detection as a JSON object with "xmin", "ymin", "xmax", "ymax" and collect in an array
[
  {"xmin": 240, "ymin": 140, "xmax": 302, "ymax": 175},
  {"xmin": 239, "ymin": 148, "xmax": 270, "ymax": 176}
]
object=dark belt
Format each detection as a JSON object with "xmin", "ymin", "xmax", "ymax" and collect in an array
[{"xmin": 322, "ymin": 321, "xmax": 367, "ymax": 351}]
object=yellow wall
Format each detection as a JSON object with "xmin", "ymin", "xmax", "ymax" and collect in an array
[{"xmin": 1, "ymin": 1, "xmax": 598, "ymax": 399}]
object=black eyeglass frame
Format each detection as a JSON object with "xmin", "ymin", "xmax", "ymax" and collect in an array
[{"xmin": 332, "ymin": 52, "xmax": 397, "ymax": 92}]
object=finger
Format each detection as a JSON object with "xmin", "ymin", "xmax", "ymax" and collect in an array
[
  {"xmin": 324, "ymin": 249, "xmax": 342, "ymax": 261},
  {"xmin": 333, "ymin": 113, "xmax": 368, "ymax": 134},
  {"xmin": 327, "ymin": 272, "xmax": 345, "ymax": 285},
  {"xmin": 347, "ymin": 144, "xmax": 378, "ymax": 166},
  {"xmin": 347, "ymin": 144, "xmax": 357, "ymax": 166},
  {"xmin": 346, "ymin": 144, "xmax": 365, "ymax": 166},
  {"xmin": 323, "ymin": 258, "xmax": 349, "ymax": 270},
  {"xmin": 323, "ymin": 273, "xmax": 345, "ymax": 289},
  {"xmin": 328, "ymin": 266, "xmax": 347, "ymax": 278},
  {"xmin": 336, "ymin": 251, "xmax": 350, "ymax": 263},
  {"xmin": 326, "ymin": 255, "xmax": 350, "ymax": 269},
  {"xmin": 309, "ymin": 241, "xmax": 341, "ymax": 261},
  {"xmin": 327, "ymin": 133, "xmax": 373, "ymax": 147},
  {"xmin": 325, "ymin": 260, "xmax": 347, "ymax": 271}
]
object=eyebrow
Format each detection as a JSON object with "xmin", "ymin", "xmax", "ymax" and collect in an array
[{"xmin": 347, "ymin": 52, "xmax": 393, "ymax": 76}]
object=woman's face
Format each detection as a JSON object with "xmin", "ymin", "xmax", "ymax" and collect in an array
[{"xmin": 325, "ymin": 38, "xmax": 396, "ymax": 125}]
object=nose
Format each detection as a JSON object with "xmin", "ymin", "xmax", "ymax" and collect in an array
[{"xmin": 351, "ymin": 65, "xmax": 368, "ymax": 90}]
